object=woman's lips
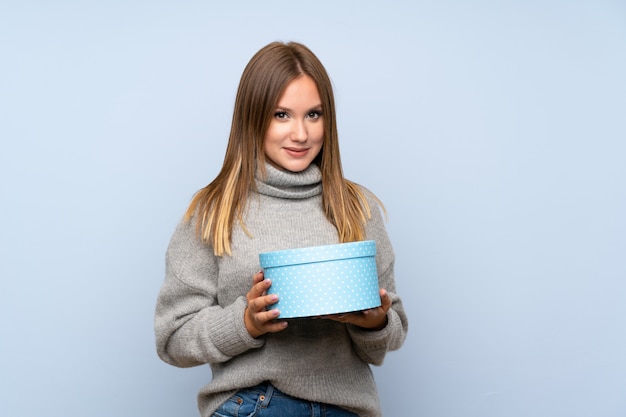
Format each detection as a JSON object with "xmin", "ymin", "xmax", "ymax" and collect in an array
[{"xmin": 284, "ymin": 147, "xmax": 309, "ymax": 157}]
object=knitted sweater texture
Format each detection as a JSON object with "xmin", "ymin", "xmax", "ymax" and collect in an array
[{"xmin": 154, "ymin": 163, "xmax": 408, "ymax": 417}]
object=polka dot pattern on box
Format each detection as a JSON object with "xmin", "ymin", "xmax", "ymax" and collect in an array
[{"xmin": 259, "ymin": 241, "xmax": 380, "ymax": 318}]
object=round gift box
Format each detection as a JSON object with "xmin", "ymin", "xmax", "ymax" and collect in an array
[{"xmin": 258, "ymin": 240, "xmax": 381, "ymax": 318}]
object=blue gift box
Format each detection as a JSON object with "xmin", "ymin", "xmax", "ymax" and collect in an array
[{"xmin": 259, "ymin": 240, "xmax": 381, "ymax": 318}]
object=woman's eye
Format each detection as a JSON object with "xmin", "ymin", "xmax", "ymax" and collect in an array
[
  {"xmin": 307, "ymin": 111, "xmax": 322, "ymax": 119},
  {"xmin": 274, "ymin": 111, "xmax": 288, "ymax": 119}
]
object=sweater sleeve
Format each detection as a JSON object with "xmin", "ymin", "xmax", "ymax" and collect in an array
[
  {"xmin": 346, "ymin": 191, "xmax": 409, "ymax": 365},
  {"xmin": 154, "ymin": 217, "xmax": 264, "ymax": 368}
]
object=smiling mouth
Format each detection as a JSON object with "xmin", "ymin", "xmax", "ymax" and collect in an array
[{"xmin": 285, "ymin": 148, "xmax": 308, "ymax": 155}]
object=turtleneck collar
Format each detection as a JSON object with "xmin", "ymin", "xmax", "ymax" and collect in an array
[{"xmin": 255, "ymin": 163, "xmax": 322, "ymax": 200}]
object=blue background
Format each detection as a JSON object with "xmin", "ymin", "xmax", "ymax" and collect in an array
[{"xmin": 1, "ymin": 1, "xmax": 625, "ymax": 416}]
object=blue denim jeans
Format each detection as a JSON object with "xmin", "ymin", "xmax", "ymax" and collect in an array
[{"xmin": 211, "ymin": 382, "xmax": 359, "ymax": 417}]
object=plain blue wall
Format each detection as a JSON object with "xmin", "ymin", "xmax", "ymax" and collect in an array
[{"xmin": 1, "ymin": 1, "xmax": 625, "ymax": 416}]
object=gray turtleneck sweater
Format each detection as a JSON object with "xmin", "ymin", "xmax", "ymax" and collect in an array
[{"xmin": 155, "ymin": 163, "xmax": 408, "ymax": 417}]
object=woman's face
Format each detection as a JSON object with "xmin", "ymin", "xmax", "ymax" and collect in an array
[{"xmin": 263, "ymin": 75, "xmax": 324, "ymax": 172}]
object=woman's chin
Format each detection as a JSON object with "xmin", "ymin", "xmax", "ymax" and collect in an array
[{"xmin": 267, "ymin": 159, "xmax": 313, "ymax": 173}]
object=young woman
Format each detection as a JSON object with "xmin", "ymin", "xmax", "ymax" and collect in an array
[{"xmin": 155, "ymin": 41, "xmax": 408, "ymax": 417}]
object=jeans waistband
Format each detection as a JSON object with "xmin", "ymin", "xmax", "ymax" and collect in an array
[{"xmin": 245, "ymin": 382, "xmax": 280, "ymax": 402}]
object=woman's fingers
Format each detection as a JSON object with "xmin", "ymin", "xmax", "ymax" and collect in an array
[
  {"xmin": 322, "ymin": 288, "xmax": 391, "ymax": 330},
  {"xmin": 252, "ymin": 270, "xmax": 265, "ymax": 285},
  {"xmin": 379, "ymin": 288, "xmax": 392, "ymax": 312},
  {"xmin": 246, "ymin": 272, "xmax": 270, "ymax": 305},
  {"xmin": 250, "ymin": 293, "xmax": 277, "ymax": 313},
  {"xmin": 244, "ymin": 271, "xmax": 287, "ymax": 337}
]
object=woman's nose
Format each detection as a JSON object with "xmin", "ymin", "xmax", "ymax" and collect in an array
[{"xmin": 290, "ymin": 119, "xmax": 308, "ymax": 142}]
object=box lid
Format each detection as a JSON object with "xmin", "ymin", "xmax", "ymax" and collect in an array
[{"xmin": 259, "ymin": 240, "xmax": 376, "ymax": 268}]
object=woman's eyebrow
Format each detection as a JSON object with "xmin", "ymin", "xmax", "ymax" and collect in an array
[{"xmin": 275, "ymin": 104, "xmax": 323, "ymax": 112}]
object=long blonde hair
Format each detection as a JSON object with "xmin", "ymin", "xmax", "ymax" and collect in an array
[{"xmin": 186, "ymin": 41, "xmax": 382, "ymax": 256}]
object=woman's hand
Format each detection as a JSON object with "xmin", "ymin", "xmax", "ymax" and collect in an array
[
  {"xmin": 244, "ymin": 271, "xmax": 288, "ymax": 338},
  {"xmin": 322, "ymin": 288, "xmax": 392, "ymax": 330}
]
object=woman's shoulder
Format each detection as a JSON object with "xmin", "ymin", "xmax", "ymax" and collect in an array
[{"xmin": 167, "ymin": 212, "xmax": 210, "ymax": 253}]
